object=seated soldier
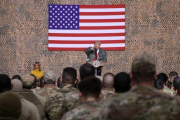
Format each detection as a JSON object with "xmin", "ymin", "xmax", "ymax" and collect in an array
[
  {"xmin": 62, "ymin": 77, "xmax": 102, "ymax": 120},
  {"xmin": 102, "ymin": 73, "xmax": 115, "ymax": 97},
  {"xmin": 63, "ymin": 63, "xmax": 108, "ymax": 114},
  {"xmin": 157, "ymin": 73, "xmax": 176, "ymax": 96},
  {"xmin": 97, "ymin": 53, "xmax": 180, "ymax": 120},
  {"xmin": 167, "ymin": 71, "xmax": 178, "ymax": 89},
  {"xmin": 176, "ymin": 79, "xmax": 180, "ymax": 100},
  {"xmin": 32, "ymin": 70, "xmax": 62, "ymax": 100},
  {"xmin": 172, "ymin": 77, "xmax": 180, "ymax": 92},
  {"xmin": 45, "ymin": 67, "xmax": 77, "ymax": 120},
  {"xmin": 113, "ymin": 72, "xmax": 131, "ymax": 97},
  {"xmin": 154, "ymin": 79, "xmax": 164, "ymax": 92},
  {"xmin": 20, "ymin": 75, "xmax": 46, "ymax": 120},
  {"xmin": 0, "ymin": 74, "xmax": 41, "ymax": 120},
  {"xmin": 0, "ymin": 91, "xmax": 21, "ymax": 120}
]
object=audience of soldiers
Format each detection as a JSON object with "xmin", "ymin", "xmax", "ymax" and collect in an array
[{"xmin": 1, "ymin": 53, "xmax": 180, "ymax": 120}]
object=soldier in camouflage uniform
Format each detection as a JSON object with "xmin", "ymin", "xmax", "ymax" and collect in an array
[
  {"xmin": 20, "ymin": 74, "xmax": 46, "ymax": 120},
  {"xmin": 110, "ymin": 72, "xmax": 131, "ymax": 98},
  {"xmin": 62, "ymin": 63, "xmax": 108, "ymax": 112},
  {"xmin": 45, "ymin": 67, "xmax": 77, "ymax": 120},
  {"xmin": 102, "ymin": 73, "xmax": 115, "ymax": 98},
  {"xmin": 32, "ymin": 70, "xmax": 61, "ymax": 100},
  {"xmin": 96, "ymin": 53, "xmax": 180, "ymax": 120},
  {"xmin": 62, "ymin": 77, "xmax": 102, "ymax": 120},
  {"xmin": 157, "ymin": 73, "xmax": 176, "ymax": 96}
]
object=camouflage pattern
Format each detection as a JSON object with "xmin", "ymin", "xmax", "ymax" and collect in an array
[
  {"xmin": 44, "ymin": 70, "xmax": 56, "ymax": 83},
  {"xmin": 97, "ymin": 86, "xmax": 180, "ymax": 120},
  {"xmin": 84, "ymin": 47, "xmax": 107, "ymax": 62},
  {"xmin": 21, "ymin": 89, "xmax": 46, "ymax": 120},
  {"xmin": 21, "ymin": 74, "xmax": 35, "ymax": 86},
  {"xmin": 63, "ymin": 90, "xmax": 108, "ymax": 112},
  {"xmin": 62, "ymin": 101, "xmax": 102, "ymax": 120},
  {"xmin": 45, "ymin": 84, "xmax": 76, "ymax": 120},
  {"xmin": 132, "ymin": 53, "xmax": 156, "ymax": 73},
  {"xmin": 102, "ymin": 90, "xmax": 114, "ymax": 98},
  {"xmin": 32, "ymin": 87, "xmax": 61, "ymax": 100},
  {"xmin": 164, "ymin": 86, "xmax": 176, "ymax": 96}
]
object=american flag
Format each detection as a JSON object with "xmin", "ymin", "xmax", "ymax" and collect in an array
[{"xmin": 48, "ymin": 5, "xmax": 125, "ymax": 51}]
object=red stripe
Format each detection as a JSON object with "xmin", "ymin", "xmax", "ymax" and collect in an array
[
  {"xmin": 48, "ymin": 40, "xmax": 125, "ymax": 44},
  {"xmin": 48, "ymin": 47, "xmax": 125, "ymax": 51},
  {"xmin": 80, "ymin": 12, "xmax": 125, "ymax": 16},
  {"xmin": 80, "ymin": 5, "xmax": 125, "ymax": 8},
  {"xmin": 80, "ymin": 19, "xmax": 125, "ymax": 23},
  {"xmin": 48, "ymin": 33, "xmax": 125, "ymax": 37},
  {"xmin": 79, "ymin": 26, "xmax": 125, "ymax": 30}
]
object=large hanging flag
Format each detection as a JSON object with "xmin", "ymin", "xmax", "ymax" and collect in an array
[{"xmin": 48, "ymin": 4, "xmax": 125, "ymax": 51}]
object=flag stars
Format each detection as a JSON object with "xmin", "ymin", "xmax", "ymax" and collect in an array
[{"xmin": 49, "ymin": 5, "xmax": 79, "ymax": 29}]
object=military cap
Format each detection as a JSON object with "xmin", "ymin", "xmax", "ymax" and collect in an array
[
  {"xmin": 132, "ymin": 53, "xmax": 156, "ymax": 73},
  {"xmin": 44, "ymin": 70, "xmax": 56, "ymax": 84},
  {"xmin": 22, "ymin": 74, "xmax": 35, "ymax": 86}
]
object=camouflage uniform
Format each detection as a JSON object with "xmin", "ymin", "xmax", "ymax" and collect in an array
[
  {"xmin": 62, "ymin": 101, "xmax": 102, "ymax": 120},
  {"xmin": 45, "ymin": 84, "xmax": 76, "ymax": 120},
  {"xmin": 33, "ymin": 87, "xmax": 61, "ymax": 100},
  {"xmin": 102, "ymin": 90, "xmax": 114, "ymax": 98},
  {"xmin": 63, "ymin": 90, "xmax": 108, "ymax": 112},
  {"xmin": 97, "ymin": 86, "xmax": 180, "ymax": 120},
  {"xmin": 164, "ymin": 86, "xmax": 176, "ymax": 96}
]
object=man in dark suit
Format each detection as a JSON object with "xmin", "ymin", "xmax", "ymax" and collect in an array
[{"xmin": 84, "ymin": 41, "xmax": 107, "ymax": 76}]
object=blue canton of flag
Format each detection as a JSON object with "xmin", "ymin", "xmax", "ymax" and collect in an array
[{"xmin": 49, "ymin": 5, "xmax": 79, "ymax": 29}]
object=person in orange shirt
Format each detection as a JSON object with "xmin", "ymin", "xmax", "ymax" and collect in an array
[{"xmin": 31, "ymin": 62, "xmax": 44, "ymax": 88}]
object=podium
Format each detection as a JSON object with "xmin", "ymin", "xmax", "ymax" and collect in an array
[
  {"xmin": 87, "ymin": 61, "xmax": 106, "ymax": 68},
  {"xmin": 87, "ymin": 61, "xmax": 105, "ymax": 76}
]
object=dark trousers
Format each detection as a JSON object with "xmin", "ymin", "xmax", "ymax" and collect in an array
[{"xmin": 96, "ymin": 66, "xmax": 103, "ymax": 76}]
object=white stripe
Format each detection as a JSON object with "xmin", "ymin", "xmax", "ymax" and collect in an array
[
  {"xmin": 79, "ymin": 22, "xmax": 125, "ymax": 26},
  {"xmin": 49, "ymin": 29, "xmax": 125, "ymax": 33},
  {"xmin": 80, "ymin": 8, "xmax": 125, "ymax": 12},
  {"xmin": 80, "ymin": 15, "xmax": 125, "ymax": 19},
  {"xmin": 48, "ymin": 43, "xmax": 125, "ymax": 48},
  {"xmin": 48, "ymin": 36, "xmax": 125, "ymax": 40}
]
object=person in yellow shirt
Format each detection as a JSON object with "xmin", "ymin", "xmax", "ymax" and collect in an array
[{"xmin": 31, "ymin": 62, "xmax": 43, "ymax": 88}]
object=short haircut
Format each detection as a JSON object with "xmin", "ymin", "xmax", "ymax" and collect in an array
[
  {"xmin": 169, "ymin": 71, "xmax": 178, "ymax": 81},
  {"xmin": 173, "ymin": 77, "xmax": 180, "ymax": 90},
  {"xmin": 154, "ymin": 79, "xmax": 164, "ymax": 90},
  {"xmin": 62, "ymin": 67, "xmax": 77, "ymax": 84},
  {"xmin": 157, "ymin": 73, "xmax": 168, "ymax": 84},
  {"xmin": 79, "ymin": 63, "xmax": 95, "ymax": 80},
  {"xmin": 12, "ymin": 75, "xmax": 22, "ymax": 82},
  {"xmin": 102, "ymin": 73, "xmax": 114, "ymax": 88},
  {"xmin": 131, "ymin": 53, "xmax": 156, "ymax": 82},
  {"xmin": 176, "ymin": 83, "xmax": 180, "ymax": 96},
  {"xmin": 94, "ymin": 41, "xmax": 101, "ymax": 45},
  {"xmin": 114, "ymin": 72, "xmax": 131, "ymax": 93},
  {"xmin": 78, "ymin": 76, "xmax": 101, "ymax": 99},
  {"xmin": 0, "ymin": 74, "xmax": 11, "ymax": 93}
]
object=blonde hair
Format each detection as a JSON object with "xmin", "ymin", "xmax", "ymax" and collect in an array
[
  {"xmin": 94, "ymin": 41, "xmax": 101, "ymax": 45},
  {"xmin": 33, "ymin": 62, "xmax": 41, "ymax": 71}
]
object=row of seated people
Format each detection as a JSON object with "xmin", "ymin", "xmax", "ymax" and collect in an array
[{"xmin": 1, "ymin": 53, "xmax": 180, "ymax": 120}]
